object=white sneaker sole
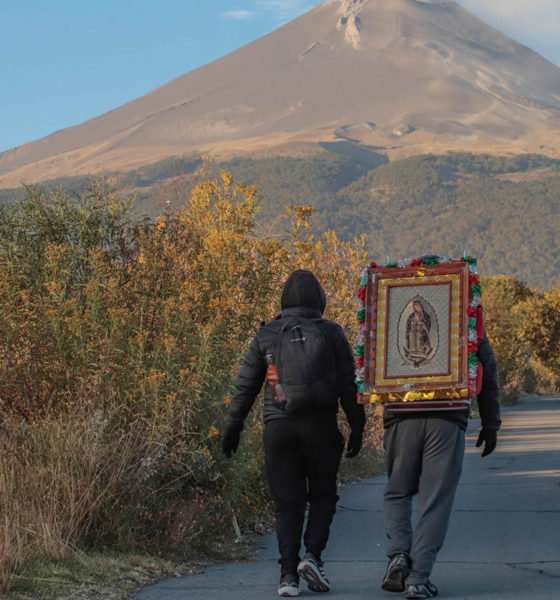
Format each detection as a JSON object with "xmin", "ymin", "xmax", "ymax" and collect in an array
[
  {"xmin": 297, "ymin": 561, "xmax": 330, "ymax": 593},
  {"xmin": 278, "ymin": 584, "xmax": 300, "ymax": 597}
]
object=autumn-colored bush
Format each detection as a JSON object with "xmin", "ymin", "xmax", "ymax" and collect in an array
[
  {"xmin": 482, "ymin": 275, "xmax": 560, "ymax": 402},
  {"xmin": 514, "ymin": 286, "xmax": 560, "ymax": 392},
  {"xmin": 0, "ymin": 174, "xmax": 375, "ymax": 590}
]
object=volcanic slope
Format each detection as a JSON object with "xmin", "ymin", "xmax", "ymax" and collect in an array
[{"xmin": 2, "ymin": 0, "xmax": 560, "ymax": 187}]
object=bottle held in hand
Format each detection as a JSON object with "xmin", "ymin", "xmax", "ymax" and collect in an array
[{"xmin": 266, "ymin": 354, "xmax": 287, "ymax": 409}]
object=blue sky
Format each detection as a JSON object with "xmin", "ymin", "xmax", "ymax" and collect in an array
[{"xmin": 1, "ymin": 0, "xmax": 560, "ymax": 154}]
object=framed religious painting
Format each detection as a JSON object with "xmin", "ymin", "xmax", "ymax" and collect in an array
[{"xmin": 355, "ymin": 256, "xmax": 484, "ymax": 407}]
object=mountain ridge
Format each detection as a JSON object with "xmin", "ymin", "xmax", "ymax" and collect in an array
[{"xmin": 2, "ymin": 0, "xmax": 560, "ymax": 187}]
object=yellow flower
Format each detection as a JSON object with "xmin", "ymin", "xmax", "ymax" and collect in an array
[{"xmin": 221, "ymin": 171, "xmax": 234, "ymax": 186}]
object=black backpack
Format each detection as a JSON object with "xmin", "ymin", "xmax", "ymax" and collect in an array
[{"xmin": 272, "ymin": 317, "xmax": 338, "ymax": 414}]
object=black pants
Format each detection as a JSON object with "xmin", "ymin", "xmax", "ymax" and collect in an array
[{"xmin": 264, "ymin": 417, "xmax": 345, "ymax": 577}]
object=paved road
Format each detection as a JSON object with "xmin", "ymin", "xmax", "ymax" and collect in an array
[{"xmin": 135, "ymin": 396, "xmax": 560, "ymax": 599}]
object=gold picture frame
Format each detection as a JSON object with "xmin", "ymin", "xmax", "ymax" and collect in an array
[{"xmin": 361, "ymin": 262, "xmax": 471, "ymax": 403}]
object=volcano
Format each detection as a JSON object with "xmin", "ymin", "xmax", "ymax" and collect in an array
[{"xmin": 2, "ymin": 0, "xmax": 560, "ymax": 187}]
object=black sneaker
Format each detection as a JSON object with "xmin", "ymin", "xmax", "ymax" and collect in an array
[
  {"xmin": 381, "ymin": 552, "xmax": 410, "ymax": 592},
  {"xmin": 278, "ymin": 574, "xmax": 300, "ymax": 597},
  {"xmin": 405, "ymin": 581, "xmax": 438, "ymax": 599},
  {"xmin": 297, "ymin": 555, "xmax": 330, "ymax": 592}
]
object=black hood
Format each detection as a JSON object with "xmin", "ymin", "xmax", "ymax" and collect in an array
[{"xmin": 280, "ymin": 269, "xmax": 326, "ymax": 314}]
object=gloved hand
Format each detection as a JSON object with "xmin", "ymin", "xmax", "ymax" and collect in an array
[
  {"xmin": 476, "ymin": 427, "xmax": 497, "ymax": 457},
  {"xmin": 222, "ymin": 428, "xmax": 241, "ymax": 458},
  {"xmin": 346, "ymin": 429, "xmax": 363, "ymax": 458}
]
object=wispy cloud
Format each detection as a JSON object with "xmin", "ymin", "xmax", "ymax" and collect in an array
[
  {"xmin": 256, "ymin": 0, "xmax": 316, "ymax": 22},
  {"xmin": 222, "ymin": 10, "xmax": 255, "ymax": 20},
  {"xmin": 456, "ymin": 0, "xmax": 560, "ymax": 65},
  {"xmin": 458, "ymin": 0, "xmax": 560, "ymax": 39}
]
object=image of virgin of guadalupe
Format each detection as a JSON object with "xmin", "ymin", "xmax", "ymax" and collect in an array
[{"xmin": 403, "ymin": 299, "xmax": 435, "ymax": 367}]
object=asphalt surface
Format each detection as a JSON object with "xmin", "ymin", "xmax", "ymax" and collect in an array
[{"xmin": 135, "ymin": 396, "xmax": 560, "ymax": 599}]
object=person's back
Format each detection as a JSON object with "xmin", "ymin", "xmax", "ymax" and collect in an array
[
  {"xmin": 378, "ymin": 256, "xmax": 501, "ymax": 599},
  {"xmin": 222, "ymin": 269, "xmax": 366, "ymax": 597}
]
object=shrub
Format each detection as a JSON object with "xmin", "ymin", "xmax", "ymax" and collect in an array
[{"xmin": 0, "ymin": 174, "xmax": 371, "ymax": 591}]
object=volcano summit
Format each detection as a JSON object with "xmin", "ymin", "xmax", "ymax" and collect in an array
[{"xmin": 2, "ymin": 0, "xmax": 560, "ymax": 187}]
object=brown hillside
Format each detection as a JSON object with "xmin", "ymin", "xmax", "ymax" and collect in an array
[{"xmin": 2, "ymin": 0, "xmax": 560, "ymax": 187}]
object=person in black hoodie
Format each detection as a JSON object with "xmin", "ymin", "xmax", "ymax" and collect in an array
[{"xmin": 222, "ymin": 270, "xmax": 366, "ymax": 598}]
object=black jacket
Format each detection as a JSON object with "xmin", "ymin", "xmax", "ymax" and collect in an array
[
  {"xmin": 226, "ymin": 270, "xmax": 366, "ymax": 433},
  {"xmin": 474, "ymin": 334, "xmax": 502, "ymax": 430},
  {"xmin": 383, "ymin": 334, "xmax": 501, "ymax": 431}
]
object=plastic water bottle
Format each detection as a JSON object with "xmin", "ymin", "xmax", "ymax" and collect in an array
[{"xmin": 265, "ymin": 354, "xmax": 287, "ymax": 409}]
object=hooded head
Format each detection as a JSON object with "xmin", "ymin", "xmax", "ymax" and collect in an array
[{"xmin": 280, "ymin": 269, "xmax": 326, "ymax": 314}]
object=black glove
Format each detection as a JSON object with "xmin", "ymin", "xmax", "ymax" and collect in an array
[
  {"xmin": 476, "ymin": 427, "xmax": 497, "ymax": 457},
  {"xmin": 346, "ymin": 429, "xmax": 363, "ymax": 458},
  {"xmin": 222, "ymin": 428, "xmax": 241, "ymax": 458}
]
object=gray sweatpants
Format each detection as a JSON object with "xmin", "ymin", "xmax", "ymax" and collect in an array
[{"xmin": 383, "ymin": 418, "xmax": 465, "ymax": 585}]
